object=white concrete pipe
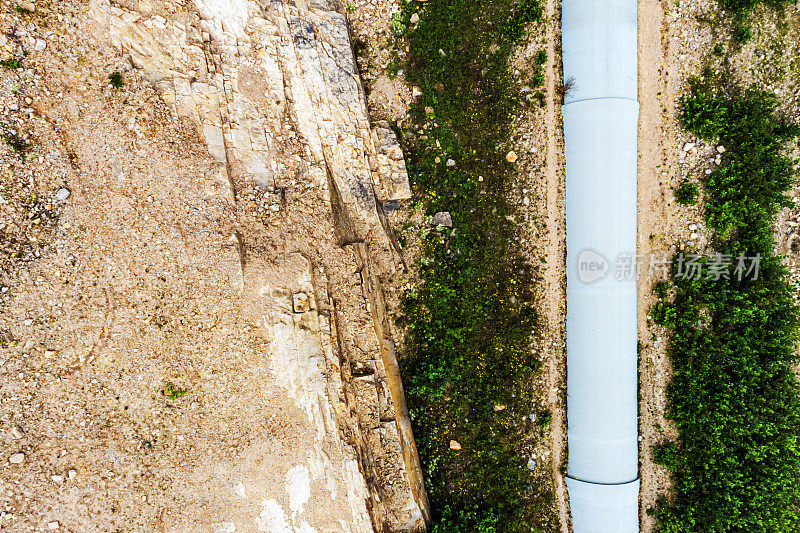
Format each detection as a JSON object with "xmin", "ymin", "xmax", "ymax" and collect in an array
[{"xmin": 562, "ymin": 0, "xmax": 640, "ymax": 531}]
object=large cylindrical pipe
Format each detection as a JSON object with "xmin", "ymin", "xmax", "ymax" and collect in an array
[{"xmin": 562, "ymin": 0, "xmax": 640, "ymax": 531}]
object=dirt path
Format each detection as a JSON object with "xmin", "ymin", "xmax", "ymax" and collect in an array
[
  {"xmin": 637, "ymin": 0, "xmax": 672, "ymax": 529},
  {"xmin": 540, "ymin": 0, "xmax": 570, "ymax": 530}
]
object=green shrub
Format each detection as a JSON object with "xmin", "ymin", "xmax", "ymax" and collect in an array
[
  {"xmin": 712, "ymin": 43, "xmax": 725, "ymax": 56},
  {"xmin": 658, "ymin": 86, "xmax": 800, "ymax": 532},
  {"xmin": 653, "ymin": 442, "xmax": 680, "ymax": 472},
  {"xmin": 501, "ymin": 0, "xmax": 543, "ymax": 42},
  {"xmin": 535, "ymin": 50, "xmax": 547, "ymax": 65},
  {"xmin": 674, "ymin": 181, "xmax": 700, "ymax": 205},
  {"xmin": 723, "ymin": 0, "xmax": 789, "ymax": 16},
  {"xmin": 0, "ymin": 58, "xmax": 22, "ymax": 69},
  {"xmin": 109, "ymin": 71, "xmax": 124, "ymax": 88},
  {"xmin": 733, "ymin": 24, "xmax": 752, "ymax": 44}
]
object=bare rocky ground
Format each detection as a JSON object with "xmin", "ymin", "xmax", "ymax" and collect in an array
[
  {"xmin": 0, "ymin": 0, "xmax": 431, "ymax": 531},
  {"xmin": 637, "ymin": 0, "xmax": 800, "ymax": 531}
]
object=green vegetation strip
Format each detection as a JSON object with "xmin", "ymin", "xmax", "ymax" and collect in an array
[
  {"xmin": 392, "ymin": 0, "xmax": 556, "ymax": 531},
  {"xmin": 651, "ymin": 87, "xmax": 800, "ymax": 531}
]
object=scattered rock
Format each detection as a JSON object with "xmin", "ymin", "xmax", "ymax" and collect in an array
[
  {"xmin": 682, "ymin": 142, "xmax": 696, "ymax": 152},
  {"xmin": 10, "ymin": 426, "xmax": 24, "ymax": 439},
  {"xmin": 432, "ymin": 211, "xmax": 453, "ymax": 228},
  {"xmin": 68, "ymin": 468, "xmax": 77, "ymax": 480},
  {"xmin": 410, "ymin": 13, "xmax": 419, "ymax": 24},
  {"xmin": 412, "ymin": 86, "xmax": 422, "ymax": 98},
  {"xmin": 689, "ymin": 223, "xmax": 697, "ymax": 231},
  {"xmin": 55, "ymin": 188, "xmax": 71, "ymax": 201},
  {"xmin": 9, "ymin": 452, "xmax": 24, "ymax": 464},
  {"xmin": 51, "ymin": 475, "xmax": 64, "ymax": 484},
  {"xmin": 47, "ymin": 521, "xmax": 59, "ymax": 531},
  {"xmin": 716, "ymin": 145, "xmax": 726, "ymax": 153},
  {"xmin": 493, "ymin": 404, "xmax": 506, "ymax": 411},
  {"xmin": 34, "ymin": 39, "xmax": 46, "ymax": 52},
  {"xmin": 445, "ymin": 158, "xmax": 456, "ymax": 167},
  {"xmin": 16, "ymin": 1, "xmax": 35, "ymax": 12},
  {"xmin": 449, "ymin": 440, "xmax": 461, "ymax": 450},
  {"xmin": 506, "ymin": 150, "xmax": 518, "ymax": 163}
]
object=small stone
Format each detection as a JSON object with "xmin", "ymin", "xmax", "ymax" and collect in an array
[
  {"xmin": 690, "ymin": 232, "xmax": 698, "ymax": 239},
  {"xmin": 410, "ymin": 13, "xmax": 419, "ymax": 24},
  {"xmin": 445, "ymin": 159, "xmax": 456, "ymax": 167},
  {"xmin": 55, "ymin": 188, "xmax": 71, "ymax": 201},
  {"xmin": 24, "ymin": 318, "xmax": 33, "ymax": 326},
  {"xmin": 716, "ymin": 145, "xmax": 726, "ymax": 153},
  {"xmin": 637, "ymin": 435, "xmax": 643, "ymax": 442},
  {"xmin": 424, "ymin": 106, "xmax": 433, "ymax": 115},
  {"xmin": 689, "ymin": 224, "xmax": 698, "ymax": 231},
  {"xmin": 47, "ymin": 521, "xmax": 59, "ymax": 531},
  {"xmin": 449, "ymin": 440, "xmax": 462, "ymax": 450},
  {"xmin": 704, "ymin": 169, "xmax": 713, "ymax": 175},
  {"xmin": 34, "ymin": 39, "xmax": 46, "ymax": 52},
  {"xmin": 16, "ymin": 1, "xmax": 34, "ymax": 12},
  {"xmin": 506, "ymin": 151, "xmax": 518, "ymax": 163},
  {"xmin": 493, "ymin": 404, "xmax": 506, "ymax": 411},
  {"xmin": 67, "ymin": 469, "xmax": 77, "ymax": 480},
  {"xmin": 9, "ymin": 453, "xmax": 24, "ymax": 464},
  {"xmin": 10, "ymin": 426, "xmax": 23, "ymax": 439},
  {"xmin": 682, "ymin": 142, "xmax": 696, "ymax": 152},
  {"xmin": 51, "ymin": 475, "xmax": 64, "ymax": 484},
  {"xmin": 411, "ymin": 86, "xmax": 422, "ymax": 98},
  {"xmin": 432, "ymin": 211, "xmax": 453, "ymax": 228},
  {"xmin": 292, "ymin": 292, "xmax": 310, "ymax": 314}
]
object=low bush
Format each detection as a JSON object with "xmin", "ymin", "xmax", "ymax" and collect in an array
[
  {"xmin": 655, "ymin": 86, "xmax": 800, "ymax": 532},
  {"xmin": 674, "ymin": 181, "xmax": 699, "ymax": 205}
]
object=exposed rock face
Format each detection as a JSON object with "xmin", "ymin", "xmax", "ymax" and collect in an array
[
  {"xmin": 91, "ymin": 0, "xmax": 424, "ymax": 530},
  {"xmin": 0, "ymin": 0, "xmax": 423, "ymax": 531}
]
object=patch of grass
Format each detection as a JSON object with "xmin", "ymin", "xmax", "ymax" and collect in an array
[
  {"xmin": 397, "ymin": 0, "xmax": 556, "ymax": 531},
  {"xmin": 712, "ymin": 43, "xmax": 725, "ymax": 56},
  {"xmin": 733, "ymin": 23, "xmax": 752, "ymax": 44},
  {"xmin": 655, "ymin": 86, "xmax": 800, "ymax": 532},
  {"xmin": 0, "ymin": 58, "xmax": 22, "ymax": 69},
  {"xmin": 501, "ymin": 0, "xmax": 544, "ymax": 42},
  {"xmin": 722, "ymin": 0, "xmax": 790, "ymax": 16},
  {"xmin": 161, "ymin": 382, "xmax": 188, "ymax": 400},
  {"xmin": 674, "ymin": 180, "xmax": 699, "ymax": 205},
  {"xmin": 387, "ymin": 53, "xmax": 402, "ymax": 80},
  {"xmin": 535, "ymin": 49, "xmax": 547, "ymax": 65},
  {"xmin": 14, "ymin": 6, "xmax": 32, "ymax": 14},
  {"xmin": 535, "ymin": 409, "xmax": 552, "ymax": 428},
  {"xmin": 108, "ymin": 71, "xmax": 124, "ymax": 89},
  {"xmin": 3, "ymin": 131, "xmax": 30, "ymax": 157}
]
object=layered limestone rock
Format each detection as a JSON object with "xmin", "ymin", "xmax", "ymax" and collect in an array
[{"xmin": 90, "ymin": 0, "xmax": 426, "ymax": 531}]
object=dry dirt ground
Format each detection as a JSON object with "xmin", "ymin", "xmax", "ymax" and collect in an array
[
  {"xmin": 0, "ymin": 0, "xmax": 431, "ymax": 531},
  {"xmin": 637, "ymin": 1, "xmax": 800, "ymax": 531}
]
